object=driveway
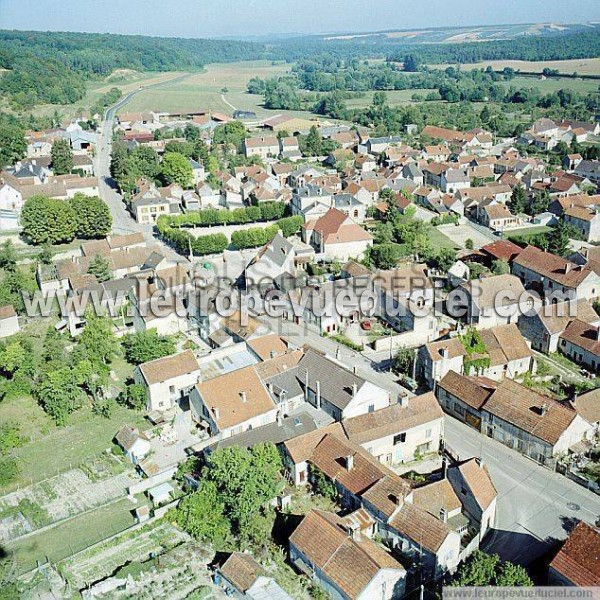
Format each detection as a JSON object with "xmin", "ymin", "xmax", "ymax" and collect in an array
[{"xmin": 445, "ymin": 417, "xmax": 600, "ymax": 566}]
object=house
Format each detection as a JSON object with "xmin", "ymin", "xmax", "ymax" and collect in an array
[
  {"xmin": 147, "ymin": 482, "xmax": 173, "ymax": 506},
  {"xmin": 245, "ymin": 232, "xmax": 296, "ymax": 289},
  {"xmin": 437, "ymin": 373, "xmax": 593, "ymax": 466},
  {"xmin": 563, "ymin": 205, "xmax": 600, "ymax": 243},
  {"xmin": 573, "ymin": 388, "xmax": 600, "ymax": 435},
  {"xmin": 447, "ymin": 458, "xmax": 497, "ymax": 537},
  {"xmin": 475, "ymin": 204, "xmax": 519, "ymax": 231},
  {"xmin": 0, "ymin": 306, "xmax": 19, "ymax": 338},
  {"xmin": 512, "ymin": 245, "xmax": 600, "ymax": 302},
  {"xmin": 459, "ymin": 274, "xmax": 526, "ymax": 329},
  {"xmin": 442, "ymin": 169, "xmax": 471, "ymax": 194},
  {"xmin": 130, "ymin": 179, "xmax": 173, "ymax": 224},
  {"xmin": 115, "ymin": 426, "xmax": 151, "ymax": 464},
  {"xmin": 0, "ymin": 180, "xmax": 24, "ymax": 230},
  {"xmin": 134, "ymin": 350, "xmax": 200, "ymax": 412},
  {"xmin": 341, "ymin": 392, "xmax": 444, "ymax": 465},
  {"xmin": 289, "ymin": 509, "xmax": 406, "ymax": 600},
  {"xmin": 558, "ymin": 319, "xmax": 600, "ymax": 371},
  {"xmin": 563, "ymin": 154, "xmax": 583, "ymax": 171},
  {"xmin": 574, "ymin": 160, "xmax": 600, "ymax": 185},
  {"xmin": 217, "ymin": 552, "xmax": 292, "ymax": 600},
  {"xmin": 291, "ymin": 184, "xmax": 332, "ymax": 218},
  {"xmin": 517, "ymin": 299, "xmax": 599, "ymax": 353},
  {"xmin": 419, "ymin": 324, "xmax": 534, "ymax": 389},
  {"xmin": 302, "ymin": 208, "xmax": 373, "ymax": 262},
  {"xmin": 479, "ymin": 240, "xmax": 523, "ymax": 266},
  {"xmin": 189, "ymin": 362, "xmax": 279, "ymax": 439},
  {"xmin": 244, "ymin": 136, "xmax": 280, "ymax": 159},
  {"xmin": 549, "ymin": 521, "xmax": 600, "ymax": 586},
  {"xmin": 296, "ymin": 349, "xmax": 391, "ymax": 421}
]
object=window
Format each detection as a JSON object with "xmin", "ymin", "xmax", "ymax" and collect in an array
[
  {"xmin": 394, "ymin": 432, "xmax": 406, "ymax": 445},
  {"xmin": 368, "ymin": 403, "xmax": 375, "ymax": 413},
  {"xmin": 169, "ymin": 385, "xmax": 175, "ymax": 394},
  {"xmin": 425, "ymin": 428, "xmax": 432, "ymax": 439}
]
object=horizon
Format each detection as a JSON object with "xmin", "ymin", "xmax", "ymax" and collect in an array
[{"xmin": 2, "ymin": 0, "xmax": 600, "ymax": 38}]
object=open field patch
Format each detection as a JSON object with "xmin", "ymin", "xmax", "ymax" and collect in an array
[{"xmin": 428, "ymin": 58, "xmax": 600, "ymax": 76}]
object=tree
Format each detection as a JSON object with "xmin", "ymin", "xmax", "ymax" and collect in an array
[
  {"xmin": 21, "ymin": 196, "xmax": 77, "ymax": 245},
  {"xmin": 87, "ymin": 254, "xmax": 112, "ymax": 282},
  {"xmin": 50, "ymin": 138, "xmax": 73, "ymax": 175},
  {"xmin": 69, "ymin": 194, "xmax": 112, "ymax": 238},
  {"xmin": 368, "ymin": 244, "xmax": 403, "ymax": 270},
  {"xmin": 492, "ymin": 259, "xmax": 510, "ymax": 275},
  {"xmin": 465, "ymin": 238, "xmax": 474, "ymax": 250},
  {"xmin": 548, "ymin": 221, "xmax": 577, "ymax": 257},
  {"xmin": 79, "ymin": 312, "xmax": 118, "ymax": 366},
  {"xmin": 394, "ymin": 348, "xmax": 414, "ymax": 375},
  {"xmin": 432, "ymin": 247, "xmax": 457, "ymax": 272},
  {"xmin": 0, "ymin": 118, "xmax": 26, "ymax": 168},
  {"xmin": 36, "ymin": 367, "xmax": 84, "ymax": 425},
  {"xmin": 452, "ymin": 551, "xmax": 532, "ymax": 587},
  {"xmin": 118, "ymin": 382, "xmax": 147, "ymax": 411},
  {"xmin": 509, "ymin": 184, "xmax": 527, "ymax": 214},
  {"xmin": 161, "ymin": 152, "xmax": 193, "ymax": 188},
  {"xmin": 173, "ymin": 480, "xmax": 230, "ymax": 545},
  {"xmin": 0, "ymin": 240, "xmax": 17, "ymax": 271},
  {"xmin": 403, "ymin": 54, "xmax": 419, "ymax": 72},
  {"xmin": 302, "ymin": 125, "xmax": 322, "ymax": 157},
  {"xmin": 121, "ymin": 330, "xmax": 176, "ymax": 365}
]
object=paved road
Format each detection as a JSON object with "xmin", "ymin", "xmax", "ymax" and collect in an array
[
  {"xmin": 95, "ymin": 77, "xmax": 190, "ymax": 262},
  {"xmin": 445, "ymin": 417, "xmax": 600, "ymax": 566}
]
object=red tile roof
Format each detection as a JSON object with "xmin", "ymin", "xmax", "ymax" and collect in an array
[{"xmin": 550, "ymin": 521, "xmax": 600, "ymax": 586}]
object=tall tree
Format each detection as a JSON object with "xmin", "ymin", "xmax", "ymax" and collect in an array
[
  {"xmin": 21, "ymin": 196, "xmax": 77, "ymax": 245},
  {"xmin": 69, "ymin": 194, "xmax": 112, "ymax": 239},
  {"xmin": 161, "ymin": 152, "xmax": 194, "ymax": 188},
  {"xmin": 50, "ymin": 138, "xmax": 73, "ymax": 175},
  {"xmin": 87, "ymin": 254, "xmax": 112, "ymax": 282}
]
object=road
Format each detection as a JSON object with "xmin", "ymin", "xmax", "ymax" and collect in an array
[
  {"xmin": 445, "ymin": 417, "xmax": 600, "ymax": 567},
  {"xmin": 95, "ymin": 77, "xmax": 190, "ymax": 262}
]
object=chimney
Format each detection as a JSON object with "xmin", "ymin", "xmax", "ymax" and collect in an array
[
  {"xmin": 240, "ymin": 391, "xmax": 247, "ymax": 403},
  {"xmin": 277, "ymin": 412, "xmax": 283, "ymax": 426},
  {"xmin": 439, "ymin": 347, "xmax": 448, "ymax": 360},
  {"xmin": 315, "ymin": 380, "xmax": 321, "ymax": 409},
  {"xmin": 345, "ymin": 454, "xmax": 354, "ymax": 471},
  {"xmin": 540, "ymin": 402, "xmax": 548, "ymax": 416},
  {"xmin": 565, "ymin": 263, "xmax": 571, "ymax": 274},
  {"xmin": 267, "ymin": 382, "xmax": 274, "ymax": 394},
  {"xmin": 213, "ymin": 407, "xmax": 220, "ymax": 421},
  {"xmin": 270, "ymin": 350, "xmax": 277, "ymax": 359},
  {"xmin": 442, "ymin": 456, "xmax": 448, "ymax": 479},
  {"xmin": 352, "ymin": 383, "xmax": 358, "ymax": 397},
  {"xmin": 596, "ymin": 326, "xmax": 600, "ymax": 342},
  {"xmin": 390, "ymin": 493, "xmax": 402, "ymax": 507},
  {"xmin": 346, "ymin": 522, "xmax": 361, "ymax": 541},
  {"xmin": 439, "ymin": 507, "xmax": 448, "ymax": 523},
  {"xmin": 304, "ymin": 369, "xmax": 309, "ymax": 400},
  {"xmin": 352, "ymin": 365, "xmax": 358, "ymax": 375},
  {"xmin": 398, "ymin": 393, "xmax": 409, "ymax": 408},
  {"xmin": 475, "ymin": 456, "xmax": 484, "ymax": 468}
]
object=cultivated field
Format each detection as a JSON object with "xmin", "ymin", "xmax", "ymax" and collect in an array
[{"xmin": 428, "ymin": 57, "xmax": 600, "ymax": 76}]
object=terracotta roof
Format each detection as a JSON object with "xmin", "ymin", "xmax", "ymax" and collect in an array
[
  {"xmin": 309, "ymin": 207, "xmax": 348, "ymax": 236},
  {"xmin": 253, "ymin": 349, "xmax": 303, "ymax": 380},
  {"xmin": 560, "ymin": 319, "xmax": 600, "ymax": 357},
  {"xmin": 513, "ymin": 246, "xmax": 594, "ymax": 289},
  {"xmin": 550, "ymin": 521, "xmax": 600, "ymax": 586},
  {"xmin": 360, "ymin": 474, "xmax": 411, "ymax": 519},
  {"xmin": 438, "ymin": 370, "xmax": 497, "ymax": 410},
  {"xmin": 535, "ymin": 300, "xmax": 599, "ymax": 335},
  {"xmin": 310, "ymin": 434, "xmax": 389, "ymax": 496},
  {"xmin": 574, "ymin": 388, "xmax": 600, "ymax": 424},
  {"xmin": 139, "ymin": 350, "xmax": 199, "ymax": 385},
  {"xmin": 483, "ymin": 379, "xmax": 577, "ymax": 446},
  {"xmin": 196, "ymin": 363, "xmax": 277, "ymax": 430},
  {"xmin": 0, "ymin": 305, "xmax": 17, "ymax": 319},
  {"xmin": 483, "ymin": 204, "xmax": 514, "ymax": 220},
  {"xmin": 457, "ymin": 458, "xmax": 497, "ymax": 510},
  {"xmin": 290, "ymin": 509, "xmax": 404, "ymax": 600},
  {"xmin": 461, "ymin": 274, "xmax": 525, "ymax": 309},
  {"xmin": 411, "ymin": 479, "xmax": 462, "ymax": 518},
  {"xmin": 283, "ymin": 423, "xmax": 345, "ymax": 464},
  {"xmin": 115, "ymin": 426, "xmax": 143, "ymax": 451},
  {"xmin": 480, "ymin": 240, "xmax": 523, "ymax": 262},
  {"xmin": 342, "ymin": 393, "xmax": 443, "ymax": 445},
  {"xmin": 389, "ymin": 501, "xmax": 452, "ymax": 553},
  {"xmin": 219, "ymin": 552, "xmax": 264, "ymax": 592},
  {"xmin": 247, "ymin": 334, "xmax": 290, "ymax": 361},
  {"xmin": 245, "ymin": 136, "xmax": 278, "ymax": 149},
  {"xmin": 565, "ymin": 205, "xmax": 598, "ymax": 223}
]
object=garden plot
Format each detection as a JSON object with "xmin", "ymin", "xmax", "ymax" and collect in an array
[
  {"xmin": 0, "ymin": 467, "xmax": 139, "ymax": 542},
  {"xmin": 60, "ymin": 520, "xmax": 189, "ymax": 589}
]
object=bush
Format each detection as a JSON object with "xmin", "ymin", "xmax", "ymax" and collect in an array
[{"xmin": 232, "ymin": 225, "xmax": 279, "ymax": 250}]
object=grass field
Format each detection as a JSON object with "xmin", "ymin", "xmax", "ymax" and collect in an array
[
  {"xmin": 121, "ymin": 61, "xmax": 298, "ymax": 118},
  {"xmin": 498, "ymin": 76, "xmax": 599, "ymax": 94},
  {"xmin": 344, "ymin": 89, "xmax": 439, "ymax": 108},
  {"xmin": 6, "ymin": 498, "xmax": 136, "ymax": 575},
  {"xmin": 428, "ymin": 58, "xmax": 600, "ymax": 77}
]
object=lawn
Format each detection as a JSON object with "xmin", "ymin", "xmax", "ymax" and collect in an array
[
  {"xmin": 429, "ymin": 227, "xmax": 461, "ymax": 251},
  {"xmin": 506, "ymin": 225, "xmax": 551, "ymax": 244},
  {"xmin": 344, "ymin": 89, "xmax": 439, "ymax": 109},
  {"xmin": 428, "ymin": 58, "xmax": 600, "ymax": 77},
  {"xmin": 498, "ymin": 76, "xmax": 599, "ymax": 95},
  {"xmin": 6, "ymin": 497, "xmax": 136, "ymax": 576}
]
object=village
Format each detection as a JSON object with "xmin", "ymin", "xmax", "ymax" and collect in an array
[{"xmin": 0, "ymin": 38, "xmax": 600, "ymax": 599}]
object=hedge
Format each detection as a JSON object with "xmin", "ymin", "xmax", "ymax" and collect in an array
[{"xmin": 156, "ymin": 201, "xmax": 286, "ymax": 229}]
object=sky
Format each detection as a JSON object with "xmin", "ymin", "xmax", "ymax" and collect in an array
[{"xmin": 1, "ymin": 0, "xmax": 599, "ymax": 38}]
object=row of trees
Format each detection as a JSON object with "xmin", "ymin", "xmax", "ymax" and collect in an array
[{"xmin": 21, "ymin": 194, "xmax": 112, "ymax": 245}]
